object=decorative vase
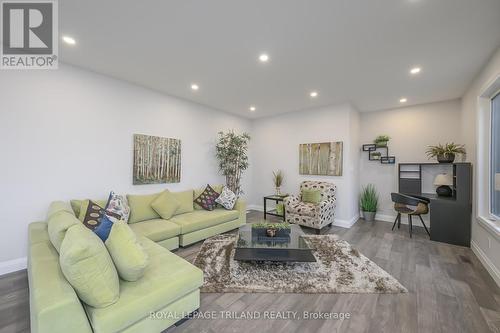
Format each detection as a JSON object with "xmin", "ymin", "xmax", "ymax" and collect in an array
[
  {"xmin": 436, "ymin": 185, "xmax": 453, "ymax": 197},
  {"xmin": 275, "ymin": 187, "xmax": 281, "ymax": 195},
  {"xmin": 437, "ymin": 153, "xmax": 455, "ymax": 163},
  {"xmin": 266, "ymin": 228, "xmax": 277, "ymax": 237},
  {"xmin": 363, "ymin": 211, "xmax": 376, "ymax": 222}
]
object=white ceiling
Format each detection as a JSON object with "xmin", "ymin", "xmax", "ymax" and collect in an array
[{"xmin": 59, "ymin": 0, "xmax": 500, "ymax": 118}]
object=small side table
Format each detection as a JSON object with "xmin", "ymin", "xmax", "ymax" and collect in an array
[{"xmin": 263, "ymin": 195, "xmax": 288, "ymax": 221}]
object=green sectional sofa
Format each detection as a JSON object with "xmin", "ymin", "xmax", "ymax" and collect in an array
[{"xmin": 28, "ymin": 186, "xmax": 246, "ymax": 333}]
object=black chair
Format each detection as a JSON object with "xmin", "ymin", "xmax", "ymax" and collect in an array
[{"xmin": 390, "ymin": 193, "xmax": 431, "ymax": 238}]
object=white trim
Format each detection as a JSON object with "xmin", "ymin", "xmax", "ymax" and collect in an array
[
  {"xmin": 477, "ymin": 215, "xmax": 500, "ymax": 241},
  {"xmin": 333, "ymin": 214, "xmax": 359, "ymax": 228},
  {"xmin": 0, "ymin": 257, "xmax": 27, "ymax": 276},
  {"xmin": 360, "ymin": 212, "xmax": 430, "ymax": 227},
  {"xmin": 248, "ymin": 205, "xmax": 359, "ymax": 228},
  {"xmin": 247, "ymin": 204, "xmax": 262, "ymax": 211},
  {"xmin": 471, "ymin": 240, "xmax": 500, "ymax": 287}
]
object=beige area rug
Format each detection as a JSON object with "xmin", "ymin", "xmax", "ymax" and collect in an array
[{"xmin": 193, "ymin": 234, "xmax": 407, "ymax": 294}]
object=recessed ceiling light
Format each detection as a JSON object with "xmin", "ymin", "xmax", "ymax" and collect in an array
[
  {"xmin": 310, "ymin": 91, "xmax": 318, "ymax": 98},
  {"xmin": 190, "ymin": 84, "xmax": 199, "ymax": 91},
  {"xmin": 259, "ymin": 54, "xmax": 269, "ymax": 62},
  {"xmin": 410, "ymin": 67, "xmax": 421, "ymax": 75},
  {"xmin": 400, "ymin": 98, "xmax": 408, "ymax": 103},
  {"xmin": 249, "ymin": 106, "xmax": 256, "ymax": 112},
  {"xmin": 62, "ymin": 36, "xmax": 76, "ymax": 45}
]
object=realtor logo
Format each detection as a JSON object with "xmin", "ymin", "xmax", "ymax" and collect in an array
[{"xmin": 1, "ymin": 0, "xmax": 58, "ymax": 69}]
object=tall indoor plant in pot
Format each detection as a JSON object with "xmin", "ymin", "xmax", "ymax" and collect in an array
[
  {"xmin": 215, "ymin": 131, "xmax": 250, "ymax": 195},
  {"xmin": 425, "ymin": 142, "xmax": 466, "ymax": 163},
  {"xmin": 360, "ymin": 184, "xmax": 378, "ymax": 222}
]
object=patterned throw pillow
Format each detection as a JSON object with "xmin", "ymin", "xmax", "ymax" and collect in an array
[
  {"xmin": 193, "ymin": 184, "xmax": 220, "ymax": 211},
  {"xmin": 78, "ymin": 199, "xmax": 121, "ymax": 240},
  {"xmin": 215, "ymin": 186, "xmax": 237, "ymax": 210},
  {"xmin": 79, "ymin": 200, "xmax": 106, "ymax": 231},
  {"xmin": 105, "ymin": 191, "xmax": 130, "ymax": 222}
]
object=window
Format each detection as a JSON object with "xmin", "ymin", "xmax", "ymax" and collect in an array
[{"xmin": 492, "ymin": 92, "xmax": 500, "ymax": 219}]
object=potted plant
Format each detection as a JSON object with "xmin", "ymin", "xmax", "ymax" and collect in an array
[
  {"xmin": 360, "ymin": 184, "xmax": 378, "ymax": 222},
  {"xmin": 425, "ymin": 142, "xmax": 466, "ymax": 163},
  {"xmin": 374, "ymin": 135, "xmax": 390, "ymax": 147},
  {"xmin": 272, "ymin": 170, "xmax": 284, "ymax": 195},
  {"xmin": 370, "ymin": 151, "xmax": 382, "ymax": 160},
  {"xmin": 216, "ymin": 131, "xmax": 251, "ymax": 195}
]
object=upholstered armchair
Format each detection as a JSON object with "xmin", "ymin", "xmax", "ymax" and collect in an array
[{"xmin": 284, "ymin": 181, "xmax": 336, "ymax": 234}]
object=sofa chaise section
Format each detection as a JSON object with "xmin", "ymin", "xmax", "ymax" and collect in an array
[{"xmin": 83, "ymin": 237, "xmax": 202, "ymax": 333}]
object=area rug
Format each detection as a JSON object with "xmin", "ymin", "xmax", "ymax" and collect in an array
[{"xmin": 193, "ymin": 234, "xmax": 407, "ymax": 294}]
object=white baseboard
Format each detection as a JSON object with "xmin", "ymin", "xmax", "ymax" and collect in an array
[
  {"xmin": 362, "ymin": 212, "xmax": 429, "ymax": 227},
  {"xmin": 248, "ymin": 205, "xmax": 359, "ymax": 229},
  {"xmin": 0, "ymin": 257, "xmax": 27, "ymax": 276},
  {"xmin": 471, "ymin": 240, "xmax": 500, "ymax": 287},
  {"xmin": 333, "ymin": 214, "xmax": 359, "ymax": 228}
]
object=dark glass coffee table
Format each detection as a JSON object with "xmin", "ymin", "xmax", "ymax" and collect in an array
[{"xmin": 234, "ymin": 224, "xmax": 316, "ymax": 262}]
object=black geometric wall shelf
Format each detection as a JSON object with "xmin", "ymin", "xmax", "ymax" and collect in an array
[{"xmin": 362, "ymin": 144, "xmax": 396, "ymax": 164}]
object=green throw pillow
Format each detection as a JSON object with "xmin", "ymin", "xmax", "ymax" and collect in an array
[
  {"xmin": 127, "ymin": 192, "xmax": 161, "ymax": 223},
  {"xmin": 47, "ymin": 201, "xmax": 75, "ymax": 219},
  {"xmin": 59, "ymin": 224, "xmax": 119, "ymax": 308},
  {"xmin": 151, "ymin": 190, "xmax": 180, "ymax": 220},
  {"xmin": 172, "ymin": 190, "xmax": 195, "ymax": 215},
  {"xmin": 105, "ymin": 221, "xmax": 149, "ymax": 282},
  {"xmin": 47, "ymin": 209, "xmax": 80, "ymax": 253},
  {"xmin": 302, "ymin": 189, "xmax": 322, "ymax": 204}
]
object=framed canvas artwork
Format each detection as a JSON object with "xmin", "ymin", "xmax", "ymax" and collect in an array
[
  {"xmin": 133, "ymin": 134, "xmax": 181, "ymax": 184},
  {"xmin": 299, "ymin": 142, "xmax": 343, "ymax": 176}
]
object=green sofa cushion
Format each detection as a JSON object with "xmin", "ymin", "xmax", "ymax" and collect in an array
[
  {"xmin": 47, "ymin": 209, "xmax": 80, "ymax": 253},
  {"xmin": 84, "ymin": 237, "xmax": 203, "ymax": 333},
  {"xmin": 59, "ymin": 224, "xmax": 120, "ymax": 308},
  {"xmin": 172, "ymin": 190, "xmax": 195, "ymax": 215},
  {"xmin": 128, "ymin": 219, "xmax": 181, "ymax": 242},
  {"xmin": 127, "ymin": 192, "xmax": 161, "ymax": 224},
  {"xmin": 302, "ymin": 189, "xmax": 321, "ymax": 204},
  {"xmin": 151, "ymin": 190, "xmax": 180, "ymax": 220},
  {"xmin": 170, "ymin": 209, "xmax": 239, "ymax": 234},
  {"xmin": 194, "ymin": 184, "xmax": 223, "ymax": 210},
  {"xmin": 70, "ymin": 199, "xmax": 107, "ymax": 217},
  {"xmin": 29, "ymin": 222, "xmax": 51, "ymax": 245},
  {"xmin": 105, "ymin": 221, "xmax": 149, "ymax": 282},
  {"xmin": 29, "ymin": 237, "xmax": 94, "ymax": 333}
]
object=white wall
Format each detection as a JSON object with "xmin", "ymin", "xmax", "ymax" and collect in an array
[
  {"xmin": 461, "ymin": 47, "xmax": 500, "ymax": 285},
  {"xmin": 249, "ymin": 103, "xmax": 360, "ymax": 226},
  {"xmin": 0, "ymin": 64, "xmax": 252, "ymax": 270},
  {"xmin": 359, "ymin": 100, "xmax": 463, "ymax": 225}
]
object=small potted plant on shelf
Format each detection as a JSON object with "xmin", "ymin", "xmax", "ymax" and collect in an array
[
  {"xmin": 272, "ymin": 170, "xmax": 284, "ymax": 195},
  {"xmin": 374, "ymin": 135, "xmax": 390, "ymax": 147},
  {"xmin": 360, "ymin": 184, "xmax": 378, "ymax": 222},
  {"xmin": 425, "ymin": 142, "xmax": 466, "ymax": 163},
  {"xmin": 370, "ymin": 151, "xmax": 382, "ymax": 160}
]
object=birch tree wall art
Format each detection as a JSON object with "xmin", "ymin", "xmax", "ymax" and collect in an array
[
  {"xmin": 299, "ymin": 142, "xmax": 343, "ymax": 176},
  {"xmin": 133, "ymin": 134, "xmax": 181, "ymax": 184}
]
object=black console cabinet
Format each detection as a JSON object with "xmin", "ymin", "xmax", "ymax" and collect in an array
[{"xmin": 398, "ymin": 163, "xmax": 472, "ymax": 247}]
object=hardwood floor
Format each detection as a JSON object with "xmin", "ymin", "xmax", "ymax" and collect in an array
[{"xmin": 2, "ymin": 211, "xmax": 500, "ymax": 333}]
